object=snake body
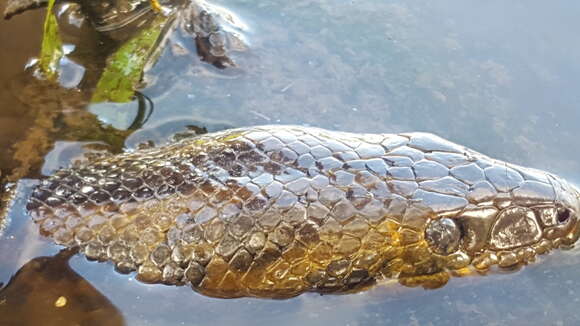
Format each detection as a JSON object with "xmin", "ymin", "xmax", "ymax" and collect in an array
[{"xmin": 26, "ymin": 125, "xmax": 580, "ymax": 298}]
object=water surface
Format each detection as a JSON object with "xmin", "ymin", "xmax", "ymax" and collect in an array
[{"xmin": 1, "ymin": 1, "xmax": 580, "ymax": 325}]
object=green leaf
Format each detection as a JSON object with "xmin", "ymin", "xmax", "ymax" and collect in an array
[
  {"xmin": 38, "ymin": 0, "xmax": 63, "ymax": 80},
  {"xmin": 91, "ymin": 15, "xmax": 170, "ymax": 103}
]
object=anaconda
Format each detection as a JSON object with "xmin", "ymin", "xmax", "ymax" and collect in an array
[{"xmin": 26, "ymin": 125, "xmax": 580, "ymax": 298}]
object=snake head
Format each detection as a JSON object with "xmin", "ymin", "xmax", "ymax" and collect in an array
[{"xmin": 423, "ymin": 163, "xmax": 580, "ymax": 272}]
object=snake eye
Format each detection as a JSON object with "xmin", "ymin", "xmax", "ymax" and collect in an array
[
  {"xmin": 557, "ymin": 208, "xmax": 571, "ymax": 224},
  {"xmin": 425, "ymin": 218, "xmax": 461, "ymax": 255}
]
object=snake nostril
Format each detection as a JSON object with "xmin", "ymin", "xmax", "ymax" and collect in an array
[{"xmin": 557, "ymin": 208, "xmax": 571, "ymax": 223}]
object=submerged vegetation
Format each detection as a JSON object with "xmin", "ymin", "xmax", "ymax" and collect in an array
[
  {"xmin": 38, "ymin": 0, "xmax": 171, "ymax": 102},
  {"xmin": 38, "ymin": 0, "xmax": 62, "ymax": 80},
  {"xmin": 91, "ymin": 14, "xmax": 171, "ymax": 103},
  {"xmin": 0, "ymin": 0, "xmax": 244, "ymax": 185}
]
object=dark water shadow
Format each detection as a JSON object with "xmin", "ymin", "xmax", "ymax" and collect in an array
[{"xmin": 0, "ymin": 248, "xmax": 125, "ymax": 326}]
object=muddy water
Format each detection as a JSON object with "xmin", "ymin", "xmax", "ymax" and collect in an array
[
  {"xmin": 2, "ymin": 1, "xmax": 580, "ymax": 325},
  {"xmin": 0, "ymin": 8, "xmax": 44, "ymax": 173}
]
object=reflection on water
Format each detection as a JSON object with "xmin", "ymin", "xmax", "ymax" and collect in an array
[{"xmin": 1, "ymin": 0, "xmax": 580, "ymax": 325}]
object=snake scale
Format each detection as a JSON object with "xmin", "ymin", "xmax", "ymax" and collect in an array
[{"xmin": 26, "ymin": 125, "xmax": 580, "ymax": 298}]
